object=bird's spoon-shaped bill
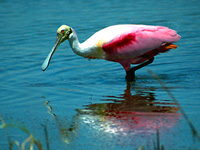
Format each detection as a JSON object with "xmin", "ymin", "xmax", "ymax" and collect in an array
[{"xmin": 41, "ymin": 35, "xmax": 62, "ymax": 71}]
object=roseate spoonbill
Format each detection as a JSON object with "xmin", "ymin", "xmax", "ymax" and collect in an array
[{"xmin": 41, "ymin": 24, "xmax": 181, "ymax": 81}]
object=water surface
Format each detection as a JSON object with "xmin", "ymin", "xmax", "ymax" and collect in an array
[{"xmin": 1, "ymin": 0, "xmax": 200, "ymax": 149}]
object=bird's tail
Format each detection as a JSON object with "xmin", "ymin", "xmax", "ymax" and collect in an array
[
  {"xmin": 132, "ymin": 43, "xmax": 178, "ymax": 64},
  {"xmin": 158, "ymin": 43, "xmax": 178, "ymax": 53},
  {"xmin": 164, "ymin": 43, "xmax": 177, "ymax": 49}
]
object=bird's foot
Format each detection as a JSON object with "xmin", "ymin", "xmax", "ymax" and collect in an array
[{"xmin": 125, "ymin": 57, "xmax": 155, "ymax": 82}]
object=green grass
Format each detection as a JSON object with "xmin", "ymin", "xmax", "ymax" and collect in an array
[
  {"xmin": 0, "ymin": 114, "xmax": 44, "ymax": 150},
  {"xmin": 146, "ymin": 69, "xmax": 200, "ymax": 150},
  {"xmin": 148, "ymin": 69, "xmax": 200, "ymax": 143}
]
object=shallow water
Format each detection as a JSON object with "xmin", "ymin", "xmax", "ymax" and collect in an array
[{"xmin": 1, "ymin": 0, "xmax": 200, "ymax": 149}]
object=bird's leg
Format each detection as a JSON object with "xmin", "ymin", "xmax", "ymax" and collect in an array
[{"xmin": 125, "ymin": 57, "xmax": 154, "ymax": 81}]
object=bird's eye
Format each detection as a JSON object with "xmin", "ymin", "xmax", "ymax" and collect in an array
[{"xmin": 61, "ymin": 30, "xmax": 65, "ymax": 34}]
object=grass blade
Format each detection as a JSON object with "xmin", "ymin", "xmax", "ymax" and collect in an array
[{"xmin": 147, "ymin": 69, "xmax": 200, "ymax": 143}]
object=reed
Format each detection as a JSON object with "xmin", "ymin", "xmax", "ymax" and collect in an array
[
  {"xmin": 147, "ymin": 69, "xmax": 200, "ymax": 143},
  {"xmin": 0, "ymin": 113, "xmax": 44, "ymax": 150},
  {"xmin": 138, "ymin": 69, "xmax": 200, "ymax": 149}
]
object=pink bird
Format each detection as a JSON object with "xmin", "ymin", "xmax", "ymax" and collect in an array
[{"xmin": 42, "ymin": 24, "xmax": 181, "ymax": 81}]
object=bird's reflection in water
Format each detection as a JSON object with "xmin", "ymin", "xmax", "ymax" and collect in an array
[
  {"xmin": 44, "ymin": 82, "xmax": 181, "ymax": 146},
  {"xmin": 76, "ymin": 82, "xmax": 180, "ymax": 135}
]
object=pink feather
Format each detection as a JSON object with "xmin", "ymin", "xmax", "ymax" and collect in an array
[{"xmin": 101, "ymin": 25, "xmax": 181, "ymax": 70}]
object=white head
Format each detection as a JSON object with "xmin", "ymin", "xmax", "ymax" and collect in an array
[{"xmin": 41, "ymin": 25, "xmax": 73, "ymax": 71}]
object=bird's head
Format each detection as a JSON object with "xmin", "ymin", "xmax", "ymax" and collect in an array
[
  {"xmin": 41, "ymin": 25, "xmax": 72, "ymax": 71},
  {"xmin": 57, "ymin": 25, "xmax": 73, "ymax": 43}
]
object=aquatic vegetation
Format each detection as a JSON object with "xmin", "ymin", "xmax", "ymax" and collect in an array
[
  {"xmin": 0, "ymin": 114, "xmax": 44, "ymax": 150},
  {"xmin": 148, "ymin": 69, "xmax": 200, "ymax": 143}
]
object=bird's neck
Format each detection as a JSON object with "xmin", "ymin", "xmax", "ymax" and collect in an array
[{"xmin": 68, "ymin": 29, "xmax": 91, "ymax": 57}]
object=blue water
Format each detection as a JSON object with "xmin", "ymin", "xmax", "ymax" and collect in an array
[{"xmin": 1, "ymin": 0, "xmax": 200, "ymax": 149}]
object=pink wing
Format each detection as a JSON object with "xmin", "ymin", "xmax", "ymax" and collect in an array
[{"xmin": 102, "ymin": 25, "xmax": 181, "ymax": 70}]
